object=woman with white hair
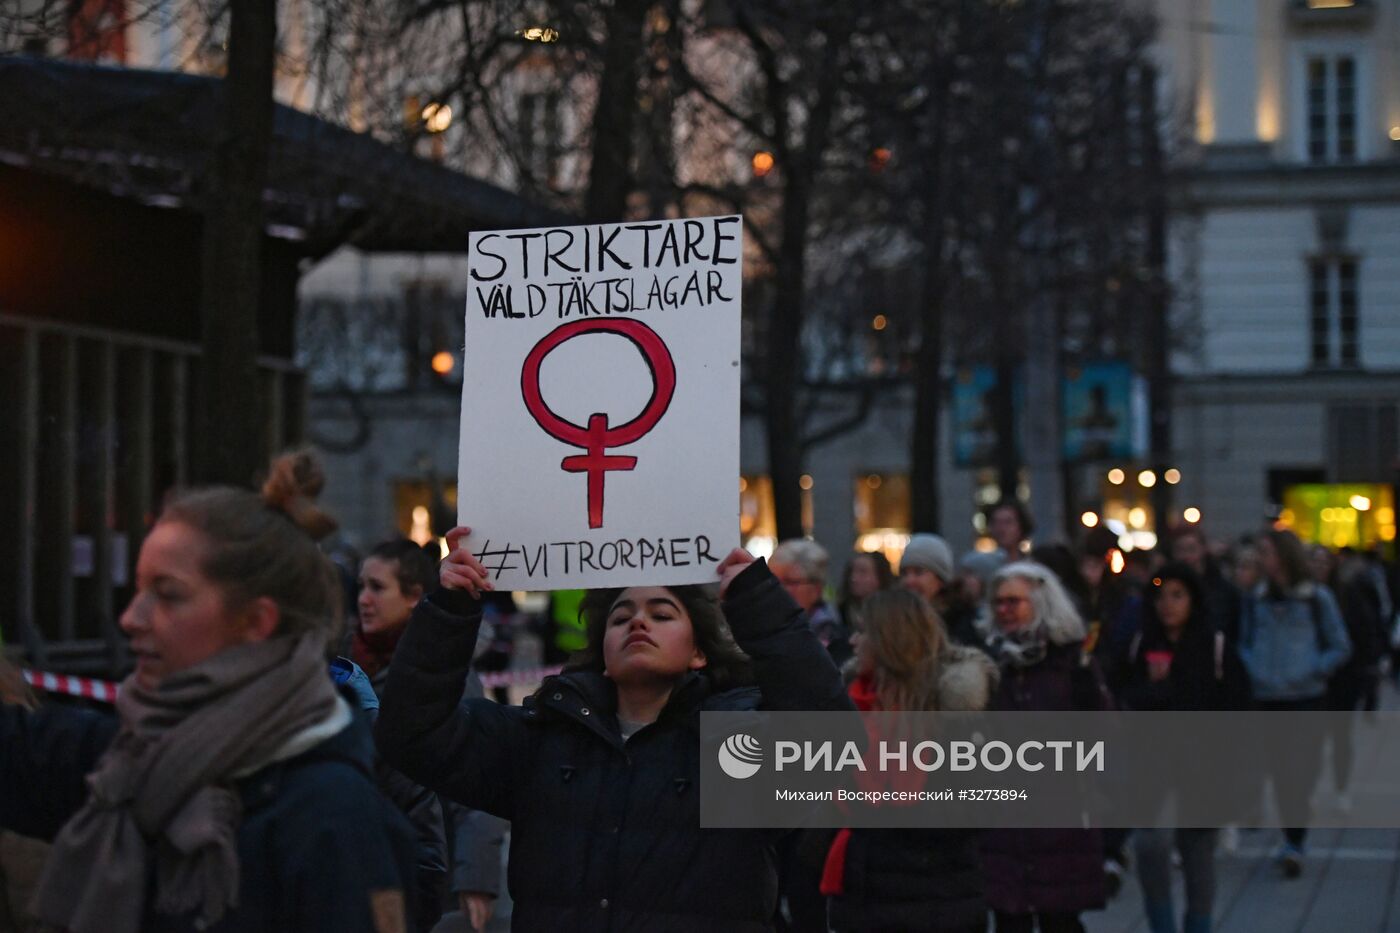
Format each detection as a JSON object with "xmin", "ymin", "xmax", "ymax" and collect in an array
[{"xmin": 979, "ymin": 562, "xmax": 1114, "ymax": 933}]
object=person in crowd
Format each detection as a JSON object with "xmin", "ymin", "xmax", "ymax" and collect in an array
[
  {"xmin": 987, "ymin": 500, "xmax": 1033, "ymax": 561},
  {"xmin": 1318, "ymin": 547, "xmax": 1389, "ymax": 811},
  {"xmin": 1231, "ymin": 540, "xmax": 1262, "ymax": 593},
  {"xmin": 541, "ymin": 588, "xmax": 588, "ymax": 665},
  {"xmin": 376, "ymin": 528, "xmax": 854, "ymax": 931},
  {"xmin": 1236, "ymin": 528, "xmax": 1351, "ymax": 877},
  {"xmin": 980, "ymin": 562, "xmax": 1112, "ymax": 933},
  {"xmin": 348, "ymin": 538, "xmax": 504, "ymax": 933},
  {"xmin": 0, "ymin": 659, "xmax": 46, "ymax": 933},
  {"xmin": 837, "ymin": 550, "xmax": 894, "ymax": 631},
  {"xmin": 772, "ymin": 537, "xmax": 851, "ymax": 665},
  {"xmin": 1030, "ymin": 544, "xmax": 1091, "ymax": 613},
  {"xmin": 899, "ymin": 534, "xmax": 980, "ymax": 647},
  {"xmin": 1122, "ymin": 563, "xmax": 1247, "ymax": 933},
  {"xmin": 1171, "ymin": 526, "xmax": 1242, "ymax": 642},
  {"xmin": 822, "ymin": 590, "xmax": 998, "ymax": 933},
  {"xmin": 0, "ymin": 451, "xmax": 417, "ymax": 932}
]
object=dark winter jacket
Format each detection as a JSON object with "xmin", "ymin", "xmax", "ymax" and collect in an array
[
  {"xmin": 1121, "ymin": 612, "xmax": 1248, "ymax": 712},
  {"xmin": 0, "ymin": 697, "xmax": 417, "ymax": 933},
  {"xmin": 827, "ymin": 645, "xmax": 999, "ymax": 932},
  {"xmin": 332, "ymin": 656, "xmax": 451, "ymax": 932},
  {"xmin": 375, "ymin": 559, "xmax": 854, "ymax": 933},
  {"xmin": 980, "ymin": 643, "xmax": 1110, "ymax": 916}
]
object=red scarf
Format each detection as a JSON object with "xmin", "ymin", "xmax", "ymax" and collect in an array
[
  {"xmin": 820, "ymin": 673, "xmax": 878, "ymax": 897},
  {"xmin": 349, "ymin": 624, "xmax": 405, "ymax": 678}
]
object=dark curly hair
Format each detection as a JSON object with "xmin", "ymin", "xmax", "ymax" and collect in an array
[{"xmin": 565, "ymin": 584, "xmax": 754, "ymax": 693}]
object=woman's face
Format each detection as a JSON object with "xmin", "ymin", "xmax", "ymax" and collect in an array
[
  {"xmin": 848, "ymin": 556, "xmax": 881, "ymax": 600},
  {"xmin": 358, "ymin": 556, "xmax": 419, "ymax": 635},
  {"xmin": 119, "ymin": 521, "xmax": 268, "ymax": 689},
  {"xmin": 1154, "ymin": 579, "xmax": 1192, "ymax": 633},
  {"xmin": 899, "ymin": 565, "xmax": 943, "ymax": 602},
  {"xmin": 992, "ymin": 577, "xmax": 1036, "ymax": 633},
  {"xmin": 602, "ymin": 587, "xmax": 707, "ymax": 685},
  {"xmin": 1308, "ymin": 546, "xmax": 1334, "ymax": 585}
]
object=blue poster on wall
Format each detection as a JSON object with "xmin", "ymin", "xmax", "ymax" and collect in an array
[
  {"xmin": 952, "ymin": 366, "xmax": 1022, "ymax": 468},
  {"xmin": 1062, "ymin": 361, "xmax": 1136, "ymax": 462}
]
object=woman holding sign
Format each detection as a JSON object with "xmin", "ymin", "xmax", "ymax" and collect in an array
[{"xmin": 376, "ymin": 526, "xmax": 854, "ymax": 931}]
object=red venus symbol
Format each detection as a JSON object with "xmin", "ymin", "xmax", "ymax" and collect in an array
[{"xmin": 520, "ymin": 318, "xmax": 677, "ymax": 529}]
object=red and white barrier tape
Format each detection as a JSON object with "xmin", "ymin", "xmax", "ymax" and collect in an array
[
  {"xmin": 478, "ymin": 664, "xmax": 562, "ymax": 690},
  {"xmin": 22, "ymin": 669, "xmax": 120, "ymax": 703},
  {"xmin": 22, "ymin": 664, "xmax": 563, "ymax": 703}
]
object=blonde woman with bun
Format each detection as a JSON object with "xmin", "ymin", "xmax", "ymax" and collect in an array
[{"xmin": 0, "ymin": 451, "xmax": 416, "ymax": 933}]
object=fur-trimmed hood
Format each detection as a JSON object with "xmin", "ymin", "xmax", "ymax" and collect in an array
[
  {"xmin": 843, "ymin": 644, "xmax": 999, "ymax": 713},
  {"xmin": 937, "ymin": 644, "xmax": 1000, "ymax": 712}
]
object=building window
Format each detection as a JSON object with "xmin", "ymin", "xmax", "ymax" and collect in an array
[
  {"xmin": 520, "ymin": 91, "xmax": 562, "ymax": 186},
  {"xmin": 1306, "ymin": 55, "xmax": 1357, "ymax": 164},
  {"xmin": 853, "ymin": 473, "xmax": 910, "ymax": 567},
  {"xmin": 1310, "ymin": 258, "xmax": 1359, "ymax": 368}
]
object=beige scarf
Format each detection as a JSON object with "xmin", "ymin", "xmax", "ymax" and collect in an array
[{"xmin": 31, "ymin": 633, "xmax": 341, "ymax": 933}]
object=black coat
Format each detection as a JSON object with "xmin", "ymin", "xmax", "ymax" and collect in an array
[
  {"xmin": 0, "ymin": 697, "xmax": 418, "ymax": 933},
  {"xmin": 375, "ymin": 559, "xmax": 855, "ymax": 933},
  {"xmin": 1121, "ymin": 613, "xmax": 1248, "ymax": 712}
]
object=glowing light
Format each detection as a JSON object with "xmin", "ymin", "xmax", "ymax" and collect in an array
[
  {"xmin": 1279, "ymin": 509, "xmax": 1296, "ymax": 525},
  {"xmin": 1391, "ymin": 127, "xmax": 1400, "ymax": 142},
  {"xmin": 974, "ymin": 537, "xmax": 998, "ymax": 554},
  {"xmin": 1132, "ymin": 531, "xmax": 1159, "ymax": 551},
  {"xmin": 752, "ymin": 151, "xmax": 775, "ymax": 177},
  {"xmin": 421, "ymin": 103, "xmax": 453, "ymax": 133},
  {"xmin": 1183, "ymin": 507, "xmax": 1202, "ymax": 524},
  {"xmin": 1164, "ymin": 469, "xmax": 1182, "ymax": 485},
  {"xmin": 1109, "ymin": 550, "xmax": 1125, "ymax": 574},
  {"xmin": 1081, "ymin": 511, "xmax": 1100, "ymax": 528},
  {"xmin": 437, "ymin": 537, "xmax": 449, "ymax": 559},
  {"xmin": 410, "ymin": 506, "xmax": 432, "ymax": 546},
  {"xmin": 1306, "ymin": 0, "xmax": 1355, "ymax": 8},
  {"xmin": 866, "ymin": 474, "xmax": 883, "ymax": 489},
  {"xmin": 1350, "ymin": 495, "xmax": 1372, "ymax": 511},
  {"xmin": 738, "ymin": 476, "xmax": 748, "ymax": 492},
  {"xmin": 1377, "ymin": 507, "xmax": 1395, "ymax": 525},
  {"xmin": 518, "ymin": 25, "xmax": 559, "ymax": 42},
  {"xmin": 1107, "ymin": 469, "xmax": 1125, "ymax": 485},
  {"xmin": 1322, "ymin": 507, "xmax": 1337, "ymax": 522},
  {"xmin": 1138, "ymin": 470, "xmax": 1157, "ymax": 488},
  {"xmin": 746, "ymin": 536, "xmax": 776, "ymax": 560},
  {"xmin": 872, "ymin": 314, "xmax": 888, "ymax": 331},
  {"xmin": 868, "ymin": 147, "xmax": 892, "ymax": 172},
  {"xmin": 431, "ymin": 350, "xmax": 455, "ymax": 375},
  {"xmin": 799, "ymin": 474, "xmax": 814, "ymax": 491},
  {"xmin": 1128, "ymin": 507, "xmax": 1147, "ymax": 528}
]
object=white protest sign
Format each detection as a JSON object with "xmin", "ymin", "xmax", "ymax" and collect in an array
[{"xmin": 458, "ymin": 215, "xmax": 742, "ymax": 591}]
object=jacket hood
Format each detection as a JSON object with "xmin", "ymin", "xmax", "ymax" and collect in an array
[
  {"xmin": 937, "ymin": 645, "xmax": 1000, "ymax": 712},
  {"xmin": 844, "ymin": 644, "xmax": 999, "ymax": 713}
]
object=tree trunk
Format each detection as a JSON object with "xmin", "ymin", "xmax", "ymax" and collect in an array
[
  {"xmin": 195, "ymin": 0, "xmax": 277, "ymax": 486},
  {"xmin": 766, "ymin": 173, "xmax": 810, "ymax": 542},
  {"xmin": 584, "ymin": 0, "xmax": 650, "ymax": 223},
  {"xmin": 910, "ymin": 94, "xmax": 950, "ymax": 534}
]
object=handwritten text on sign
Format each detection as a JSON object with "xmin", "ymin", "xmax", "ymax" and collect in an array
[{"xmin": 458, "ymin": 216, "xmax": 742, "ymax": 591}]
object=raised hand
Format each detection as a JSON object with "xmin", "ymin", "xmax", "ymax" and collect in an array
[
  {"xmin": 440, "ymin": 526, "xmax": 494, "ymax": 598},
  {"xmin": 716, "ymin": 547, "xmax": 757, "ymax": 599}
]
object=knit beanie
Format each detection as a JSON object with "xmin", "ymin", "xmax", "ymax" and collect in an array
[{"xmin": 899, "ymin": 534, "xmax": 954, "ymax": 582}]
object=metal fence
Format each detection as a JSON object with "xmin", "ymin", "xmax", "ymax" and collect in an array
[{"xmin": 0, "ymin": 313, "xmax": 305, "ymax": 675}]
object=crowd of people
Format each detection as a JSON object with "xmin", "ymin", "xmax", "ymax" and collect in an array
[{"xmin": 0, "ymin": 452, "xmax": 1394, "ymax": 933}]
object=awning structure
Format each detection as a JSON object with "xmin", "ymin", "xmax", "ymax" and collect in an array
[{"xmin": 0, "ymin": 55, "xmax": 572, "ymax": 255}]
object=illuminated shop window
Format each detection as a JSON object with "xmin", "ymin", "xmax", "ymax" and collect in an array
[{"xmin": 853, "ymin": 472, "xmax": 911, "ymax": 567}]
